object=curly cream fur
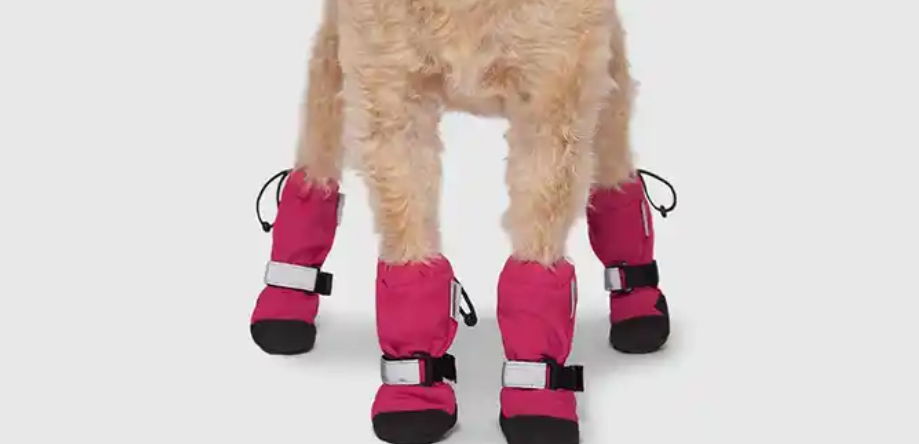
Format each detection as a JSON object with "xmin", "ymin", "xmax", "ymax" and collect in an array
[{"xmin": 295, "ymin": 0, "xmax": 637, "ymax": 265}]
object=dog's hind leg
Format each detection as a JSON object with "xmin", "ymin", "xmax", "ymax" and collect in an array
[
  {"xmin": 592, "ymin": 7, "xmax": 636, "ymax": 189},
  {"xmin": 249, "ymin": 2, "xmax": 346, "ymax": 355},
  {"xmin": 295, "ymin": 2, "xmax": 345, "ymax": 185},
  {"xmin": 496, "ymin": 7, "xmax": 615, "ymax": 444},
  {"xmin": 587, "ymin": 7, "xmax": 677, "ymax": 354}
]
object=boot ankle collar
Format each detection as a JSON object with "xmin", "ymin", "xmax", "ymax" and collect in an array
[{"xmin": 255, "ymin": 168, "xmax": 344, "ymax": 232}]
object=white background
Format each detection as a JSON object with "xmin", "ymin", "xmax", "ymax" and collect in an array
[{"xmin": 2, "ymin": 0, "xmax": 918, "ymax": 443}]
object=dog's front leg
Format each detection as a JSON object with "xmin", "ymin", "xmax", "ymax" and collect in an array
[
  {"xmin": 338, "ymin": 3, "xmax": 473, "ymax": 443},
  {"xmin": 496, "ymin": 14, "xmax": 615, "ymax": 444}
]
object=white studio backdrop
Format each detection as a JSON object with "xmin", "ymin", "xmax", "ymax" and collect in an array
[{"xmin": 0, "ymin": 0, "xmax": 917, "ymax": 443}]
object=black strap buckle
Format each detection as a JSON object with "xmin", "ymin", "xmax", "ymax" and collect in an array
[
  {"xmin": 313, "ymin": 270, "xmax": 334, "ymax": 296},
  {"xmin": 543, "ymin": 358, "xmax": 584, "ymax": 392},
  {"xmin": 383, "ymin": 352, "xmax": 457, "ymax": 386},
  {"xmin": 605, "ymin": 260, "xmax": 659, "ymax": 295}
]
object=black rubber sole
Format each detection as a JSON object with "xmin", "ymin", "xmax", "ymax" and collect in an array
[
  {"xmin": 250, "ymin": 320, "xmax": 317, "ymax": 355},
  {"xmin": 500, "ymin": 415, "xmax": 579, "ymax": 444},
  {"xmin": 373, "ymin": 409, "xmax": 458, "ymax": 444},
  {"xmin": 609, "ymin": 293, "xmax": 670, "ymax": 354}
]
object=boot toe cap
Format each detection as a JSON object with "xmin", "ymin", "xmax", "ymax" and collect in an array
[
  {"xmin": 500, "ymin": 415, "xmax": 579, "ymax": 444},
  {"xmin": 373, "ymin": 409, "xmax": 457, "ymax": 444},
  {"xmin": 250, "ymin": 319, "xmax": 316, "ymax": 355},
  {"xmin": 609, "ymin": 314, "xmax": 669, "ymax": 354}
]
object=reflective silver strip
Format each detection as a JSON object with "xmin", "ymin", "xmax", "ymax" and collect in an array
[
  {"xmin": 264, "ymin": 261, "xmax": 319, "ymax": 292},
  {"xmin": 502, "ymin": 361, "xmax": 548, "ymax": 390},
  {"xmin": 640, "ymin": 201, "xmax": 650, "ymax": 237},
  {"xmin": 604, "ymin": 266, "xmax": 623, "ymax": 292},
  {"xmin": 570, "ymin": 278, "xmax": 577, "ymax": 319},
  {"xmin": 450, "ymin": 279, "xmax": 463, "ymax": 322},
  {"xmin": 336, "ymin": 193, "xmax": 345, "ymax": 226},
  {"xmin": 380, "ymin": 358, "xmax": 422, "ymax": 385}
]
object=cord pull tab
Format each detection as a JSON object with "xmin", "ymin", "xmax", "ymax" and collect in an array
[
  {"xmin": 460, "ymin": 307, "xmax": 478, "ymax": 327},
  {"xmin": 456, "ymin": 284, "xmax": 479, "ymax": 327}
]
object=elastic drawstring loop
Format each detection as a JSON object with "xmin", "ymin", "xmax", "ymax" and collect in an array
[
  {"xmin": 636, "ymin": 169, "xmax": 677, "ymax": 218},
  {"xmin": 255, "ymin": 169, "xmax": 292, "ymax": 232}
]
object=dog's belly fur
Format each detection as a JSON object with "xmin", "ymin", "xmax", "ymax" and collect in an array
[
  {"xmin": 340, "ymin": 0, "xmax": 611, "ymax": 118},
  {"xmin": 408, "ymin": 0, "xmax": 516, "ymax": 117}
]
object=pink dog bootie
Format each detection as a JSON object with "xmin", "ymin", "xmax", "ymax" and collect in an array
[
  {"xmin": 250, "ymin": 169, "xmax": 344, "ymax": 355},
  {"xmin": 372, "ymin": 257, "xmax": 478, "ymax": 444},
  {"xmin": 497, "ymin": 258, "xmax": 583, "ymax": 444},
  {"xmin": 587, "ymin": 169, "xmax": 677, "ymax": 354}
]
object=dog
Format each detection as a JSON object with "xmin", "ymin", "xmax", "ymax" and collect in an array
[{"xmin": 250, "ymin": 1, "xmax": 677, "ymax": 443}]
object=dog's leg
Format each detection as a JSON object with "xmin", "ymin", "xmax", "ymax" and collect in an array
[
  {"xmin": 587, "ymin": 9, "xmax": 677, "ymax": 354},
  {"xmin": 496, "ymin": 15, "xmax": 614, "ymax": 444},
  {"xmin": 592, "ymin": 8, "xmax": 635, "ymax": 188},
  {"xmin": 249, "ymin": 4, "xmax": 345, "ymax": 355},
  {"xmin": 295, "ymin": 3, "xmax": 345, "ymax": 184},
  {"xmin": 338, "ymin": 5, "xmax": 473, "ymax": 442}
]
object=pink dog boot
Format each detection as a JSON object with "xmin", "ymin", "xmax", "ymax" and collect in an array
[
  {"xmin": 587, "ymin": 169, "xmax": 677, "ymax": 354},
  {"xmin": 498, "ymin": 258, "xmax": 583, "ymax": 444},
  {"xmin": 250, "ymin": 169, "xmax": 344, "ymax": 355},
  {"xmin": 372, "ymin": 257, "xmax": 478, "ymax": 444}
]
